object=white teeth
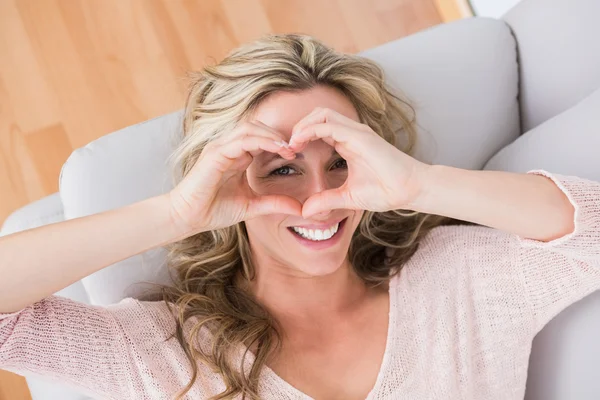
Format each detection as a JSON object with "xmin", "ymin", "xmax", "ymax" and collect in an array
[{"xmin": 291, "ymin": 222, "xmax": 340, "ymax": 241}]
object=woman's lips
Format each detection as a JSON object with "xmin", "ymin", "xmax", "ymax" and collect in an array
[{"xmin": 286, "ymin": 217, "xmax": 348, "ymax": 250}]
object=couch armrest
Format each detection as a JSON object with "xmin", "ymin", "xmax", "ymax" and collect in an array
[{"xmin": 0, "ymin": 193, "xmax": 65, "ymax": 236}]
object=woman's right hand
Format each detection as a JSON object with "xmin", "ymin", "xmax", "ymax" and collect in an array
[{"xmin": 167, "ymin": 121, "xmax": 303, "ymax": 236}]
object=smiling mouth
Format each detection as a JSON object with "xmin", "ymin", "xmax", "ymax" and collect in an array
[{"xmin": 287, "ymin": 217, "xmax": 348, "ymax": 241}]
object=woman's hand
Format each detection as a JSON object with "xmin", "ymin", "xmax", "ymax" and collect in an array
[
  {"xmin": 168, "ymin": 122, "xmax": 303, "ymax": 235},
  {"xmin": 288, "ymin": 107, "xmax": 430, "ymax": 218}
]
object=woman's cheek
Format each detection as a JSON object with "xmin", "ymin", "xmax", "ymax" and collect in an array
[
  {"xmin": 251, "ymin": 172, "xmax": 347, "ymax": 198},
  {"xmin": 257, "ymin": 179, "xmax": 307, "ymax": 198}
]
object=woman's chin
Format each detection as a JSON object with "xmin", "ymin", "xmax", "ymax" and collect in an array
[{"xmin": 289, "ymin": 258, "xmax": 346, "ymax": 277}]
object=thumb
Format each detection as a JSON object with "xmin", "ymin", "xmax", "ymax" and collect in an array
[
  {"xmin": 302, "ymin": 188, "xmax": 352, "ymax": 219},
  {"xmin": 247, "ymin": 194, "xmax": 303, "ymax": 218}
]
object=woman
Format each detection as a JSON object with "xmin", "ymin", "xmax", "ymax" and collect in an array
[{"xmin": 1, "ymin": 33, "xmax": 599, "ymax": 400}]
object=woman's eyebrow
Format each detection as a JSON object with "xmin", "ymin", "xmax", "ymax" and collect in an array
[{"xmin": 261, "ymin": 152, "xmax": 304, "ymax": 164}]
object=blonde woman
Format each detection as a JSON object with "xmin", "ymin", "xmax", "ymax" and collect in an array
[{"xmin": 1, "ymin": 33, "xmax": 599, "ymax": 400}]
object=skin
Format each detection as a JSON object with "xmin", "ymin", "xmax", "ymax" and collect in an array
[{"xmin": 242, "ymin": 85, "xmax": 390, "ymax": 399}]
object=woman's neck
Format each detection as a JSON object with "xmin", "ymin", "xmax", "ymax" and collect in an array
[{"xmin": 242, "ymin": 258, "xmax": 370, "ymax": 324}]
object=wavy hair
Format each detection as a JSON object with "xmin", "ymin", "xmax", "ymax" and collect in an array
[{"xmin": 139, "ymin": 33, "xmax": 466, "ymax": 399}]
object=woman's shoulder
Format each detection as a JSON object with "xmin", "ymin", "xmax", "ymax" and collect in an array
[
  {"xmin": 388, "ymin": 223, "xmax": 515, "ymax": 287},
  {"xmin": 128, "ymin": 297, "xmax": 180, "ymax": 327},
  {"xmin": 131, "ymin": 297, "xmax": 209, "ymax": 339},
  {"xmin": 420, "ymin": 223, "xmax": 513, "ymax": 255}
]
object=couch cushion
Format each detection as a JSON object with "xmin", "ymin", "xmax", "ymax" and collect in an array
[
  {"xmin": 1, "ymin": 193, "xmax": 64, "ymax": 236},
  {"xmin": 484, "ymin": 86, "xmax": 600, "ymax": 182},
  {"xmin": 484, "ymin": 86, "xmax": 600, "ymax": 400},
  {"xmin": 59, "ymin": 17, "xmax": 520, "ymax": 306},
  {"xmin": 59, "ymin": 111, "xmax": 183, "ymax": 305}
]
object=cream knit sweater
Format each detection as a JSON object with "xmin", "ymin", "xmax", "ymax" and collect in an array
[{"xmin": 1, "ymin": 169, "xmax": 599, "ymax": 400}]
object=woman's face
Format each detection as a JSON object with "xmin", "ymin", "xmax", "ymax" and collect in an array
[{"xmin": 244, "ymin": 85, "xmax": 364, "ymax": 277}]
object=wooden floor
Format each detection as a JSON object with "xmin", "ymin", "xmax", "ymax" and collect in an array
[{"xmin": 0, "ymin": 0, "xmax": 470, "ymax": 398}]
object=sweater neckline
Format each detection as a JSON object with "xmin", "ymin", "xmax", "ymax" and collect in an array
[{"xmin": 250, "ymin": 273, "xmax": 399, "ymax": 399}]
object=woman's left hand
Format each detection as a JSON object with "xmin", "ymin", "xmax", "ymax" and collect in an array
[{"xmin": 288, "ymin": 107, "xmax": 430, "ymax": 218}]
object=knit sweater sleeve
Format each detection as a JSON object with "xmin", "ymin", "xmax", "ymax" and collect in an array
[
  {"xmin": 512, "ymin": 169, "xmax": 600, "ymax": 334},
  {"xmin": 0, "ymin": 295, "xmax": 142, "ymax": 400}
]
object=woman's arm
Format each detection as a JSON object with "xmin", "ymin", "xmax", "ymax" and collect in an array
[
  {"xmin": 410, "ymin": 166, "xmax": 600, "ymax": 332},
  {"xmin": 409, "ymin": 165, "xmax": 576, "ymax": 242},
  {"xmin": 0, "ymin": 194, "xmax": 188, "ymax": 314},
  {"xmin": 415, "ymin": 166, "xmax": 600, "ymax": 337}
]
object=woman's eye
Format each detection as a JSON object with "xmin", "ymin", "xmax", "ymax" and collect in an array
[
  {"xmin": 332, "ymin": 158, "xmax": 347, "ymax": 169},
  {"xmin": 269, "ymin": 165, "xmax": 297, "ymax": 176},
  {"xmin": 267, "ymin": 158, "xmax": 346, "ymax": 177}
]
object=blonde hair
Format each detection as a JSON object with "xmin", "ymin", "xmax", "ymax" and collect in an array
[{"xmin": 140, "ymin": 33, "xmax": 464, "ymax": 399}]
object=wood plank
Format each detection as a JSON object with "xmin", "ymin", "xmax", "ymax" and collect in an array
[
  {"xmin": 0, "ymin": 1, "xmax": 60, "ymax": 133},
  {"xmin": 0, "ymin": 369, "xmax": 31, "ymax": 400},
  {"xmin": 0, "ymin": 77, "xmax": 45, "ymax": 226},
  {"xmin": 433, "ymin": 0, "xmax": 474, "ymax": 21},
  {"xmin": 23, "ymin": 124, "xmax": 73, "ymax": 194}
]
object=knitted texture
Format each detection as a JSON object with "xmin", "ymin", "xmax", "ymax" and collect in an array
[{"xmin": 1, "ymin": 170, "xmax": 599, "ymax": 400}]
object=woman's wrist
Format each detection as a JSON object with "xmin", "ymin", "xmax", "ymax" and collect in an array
[
  {"xmin": 121, "ymin": 194, "xmax": 195, "ymax": 247},
  {"xmin": 405, "ymin": 164, "xmax": 477, "ymax": 217},
  {"xmin": 403, "ymin": 161, "xmax": 437, "ymax": 213},
  {"xmin": 160, "ymin": 192, "xmax": 201, "ymax": 242}
]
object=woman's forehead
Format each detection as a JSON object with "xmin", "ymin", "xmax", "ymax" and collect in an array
[
  {"xmin": 249, "ymin": 86, "xmax": 359, "ymax": 139},
  {"xmin": 255, "ymin": 145, "xmax": 339, "ymax": 167}
]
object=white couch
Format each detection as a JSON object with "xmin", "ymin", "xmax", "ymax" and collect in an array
[{"xmin": 2, "ymin": 0, "xmax": 599, "ymax": 398}]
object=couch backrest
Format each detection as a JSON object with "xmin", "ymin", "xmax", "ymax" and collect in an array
[{"xmin": 503, "ymin": 0, "xmax": 600, "ymax": 132}]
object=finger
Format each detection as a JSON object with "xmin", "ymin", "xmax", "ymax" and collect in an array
[
  {"xmin": 232, "ymin": 121, "xmax": 288, "ymax": 142},
  {"xmin": 251, "ymin": 120, "xmax": 292, "ymax": 142},
  {"xmin": 302, "ymin": 187, "xmax": 356, "ymax": 218},
  {"xmin": 229, "ymin": 152, "xmax": 254, "ymax": 174},
  {"xmin": 214, "ymin": 136, "xmax": 296, "ymax": 173},
  {"xmin": 248, "ymin": 123, "xmax": 295, "ymax": 154},
  {"xmin": 288, "ymin": 122, "xmax": 360, "ymax": 159},
  {"xmin": 291, "ymin": 107, "xmax": 367, "ymax": 139},
  {"xmin": 288, "ymin": 137, "xmax": 336, "ymax": 154},
  {"xmin": 246, "ymin": 194, "xmax": 303, "ymax": 218},
  {"xmin": 223, "ymin": 121, "xmax": 293, "ymax": 156}
]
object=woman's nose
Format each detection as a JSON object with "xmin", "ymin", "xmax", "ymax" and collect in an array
[{"xmin": 302, "ymin": 173, "xmax": 336, "ymax": 202}]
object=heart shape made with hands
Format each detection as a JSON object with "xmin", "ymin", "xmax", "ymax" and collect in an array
[{"xmin": 253, "ymin": 107, "xmax": 425, "ymax": 219}]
